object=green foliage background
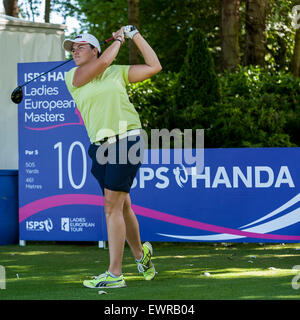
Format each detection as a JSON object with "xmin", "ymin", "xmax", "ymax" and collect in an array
[{"xmin": 55, "ymin": 0, "xmax": 300, "ymax": 148}]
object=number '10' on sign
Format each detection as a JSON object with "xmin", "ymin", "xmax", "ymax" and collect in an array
[{"xmin": 54, "ymin": 141, "xmax": 87, "ymax": 189}]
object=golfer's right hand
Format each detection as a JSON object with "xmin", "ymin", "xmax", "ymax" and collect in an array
[
  {"xmin": 112, "ymin": 28, "xmax": 125, "ymax": 44},
  {"xmin": 124, "ymin": 25, "xmax": 139, "ymax": 39}
]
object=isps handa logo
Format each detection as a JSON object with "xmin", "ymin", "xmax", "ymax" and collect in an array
[
  {"xmin": 26, "ymin": 218, "xmax": 53, "ymax": 232},
  {"xmin": 172, "ymin": 165, "xmax": 295, "ymax": 189},
  {"xmin": 173, "ymin": 164, "xmax": 188, "ymax": 188}
]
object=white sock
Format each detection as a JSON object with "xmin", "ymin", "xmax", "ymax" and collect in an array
[
  {"xmin": 136, "ymin": 252, "xmax": 144, "ymax": 263},
  {"xmin": 108, "ymin": 271, "xmax": 120, "ymax": 278}
]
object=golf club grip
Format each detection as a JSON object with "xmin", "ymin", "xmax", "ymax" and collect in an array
[{"xmin": 99, "ymin": 36, "xmax": 115, "ymax": 45}]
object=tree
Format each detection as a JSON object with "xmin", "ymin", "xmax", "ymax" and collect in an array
[
  {"xmin": 221, "ymin": 0, "xmax": 240, "ymax": 71},
  {"xmin": 18, "ymin": 0, "xmax": 43, "ymax": 22},
  {"xmin": 175, "ymin": 30, "xmax": 220, "ymax": 113},
  {"xmin": 245, "ymin": 0, "xmax": 269, "ymax": 66},
  {"xmin": 128, "ymin": 0, "xmax": 140, "ymax": 64},
  {"xmin": 292, "ymin": 1, "xmax": 300, "ymax": 76},
  {"xmin": 54, "ymin": 0, "xmax": 297, "ymax": 74},
  {"xmin": 140, "ymin": 0, "xmax": 221, "ymax": 73},
  {"xmin": 3, "ymin": 0, "xmax": 18, "ymax": 17},
  {"xmin": 292, "ymin": 28, "xmax": 300, "ymax": 76},
  {"xmin": 56, "ymin": 0, "xmax": 221, "ymax": 72},
  {"xmin": 45, "ymin": 0, "xmax": 51, "ymax": 23}
]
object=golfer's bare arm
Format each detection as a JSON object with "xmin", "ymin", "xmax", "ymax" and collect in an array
[
  {"xmin": 72, "ymin": 41, "xmax": 122, "ymax": 87},
  {"xmin": 128, "ymin": 33, "xmax": 162, "ymax": 83}
]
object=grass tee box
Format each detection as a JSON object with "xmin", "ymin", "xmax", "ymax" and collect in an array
[{"xmin": 0, "ymin": 242, "xmax": 299, "ymax": 300}]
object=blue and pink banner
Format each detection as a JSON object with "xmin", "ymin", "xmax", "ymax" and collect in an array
[{"xmin": 18, "ymin": 61, "xmax": 300, "ymax": 243}]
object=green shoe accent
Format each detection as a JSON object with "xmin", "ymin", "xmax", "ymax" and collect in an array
[
  {"xmin": 136, "ymin": 242, "xmax": 156, "ymax": 280},
  {"xmin": 83, "ymin": 271, "xmax": 126, "ymax": 288}
]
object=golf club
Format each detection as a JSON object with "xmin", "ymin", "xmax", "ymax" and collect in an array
[{"xmin": 11, "ymin": 36, "xmax": 115, "ymax": 104}]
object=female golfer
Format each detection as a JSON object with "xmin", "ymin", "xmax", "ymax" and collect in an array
[{"xmin": 63, "ymin": 26, "xmax": 162, "ymax": 288}]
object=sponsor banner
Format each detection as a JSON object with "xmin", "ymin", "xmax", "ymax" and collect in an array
[
  {"xmin": 18, "ymin": 61, "xmax": 300, "ymax": 242},
  {"xmin": 18, "ymin": 60, "xmax": 106, "ymax": 241},
  {"xmin": 130, "ymin": 148, "xmax": 300, "ymax": 242}
]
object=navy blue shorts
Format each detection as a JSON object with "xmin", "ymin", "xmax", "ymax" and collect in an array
[{"xmin": 88, "ymin": 133, "xmax": 144, "ymax": 194}]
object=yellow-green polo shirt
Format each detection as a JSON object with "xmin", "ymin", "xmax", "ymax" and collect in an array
[{"xmin": 65, "ymin": 65, "xmax": 142, "ymax": 143}]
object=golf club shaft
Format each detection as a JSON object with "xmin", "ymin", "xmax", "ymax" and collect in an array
[
  {"xmin": 19, "ymin": 36, "xmax": 115, "ymax": 88},
  {"xmin": 20, "ymin": 58, "xmax": 73, "ymax": 89}
]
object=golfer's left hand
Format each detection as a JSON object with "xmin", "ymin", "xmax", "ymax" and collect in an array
[{"xmin": 112, "ymin": 27, "xmax": 125, "ymax": 44}]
